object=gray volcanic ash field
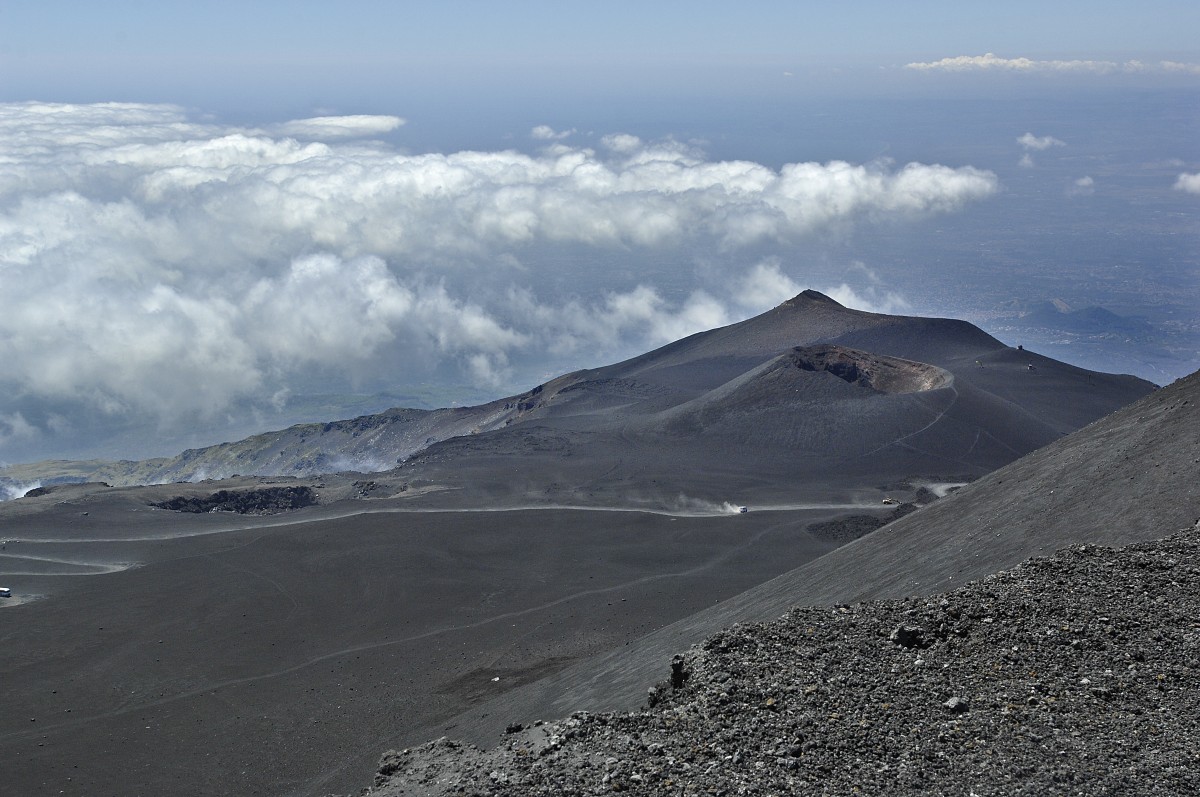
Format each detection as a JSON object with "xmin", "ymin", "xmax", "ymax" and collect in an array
[{"xmin": 0, "ymin": 293, "xmax": 1192, "ymax": 796}]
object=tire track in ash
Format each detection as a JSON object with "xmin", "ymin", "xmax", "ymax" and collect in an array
[
  {"xmin": 857, "ymin": 382, "xmax": 960, "ymax": 459},
  {"xmin": 0, "ymin": 552, "xmax": 134, "ymax": 576},
  {"xmin": 7, "ymin": 502, "xmax": 874, "ymax": 545}
]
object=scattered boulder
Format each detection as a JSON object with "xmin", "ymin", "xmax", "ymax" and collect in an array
[
  {"xmin": 669, "ymin": 654, "xmax": 688, "ymax": 689},
  {"xmin": 889, "ymin": 624, "xmax": 928, "ymax": 649}
]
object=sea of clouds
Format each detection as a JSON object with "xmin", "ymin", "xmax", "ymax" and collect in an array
[{"xmin": 0, "ymin": 102, "xmax": 999, "ymax": 457}]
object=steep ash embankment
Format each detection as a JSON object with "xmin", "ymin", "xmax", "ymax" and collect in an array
[{"xmin": 368, "ymin": 521, "xmax": 1200, "ymax": 797}]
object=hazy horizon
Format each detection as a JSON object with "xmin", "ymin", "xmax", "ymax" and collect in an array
[{"xmin": 2, "ymin": 2, "xmax": 1197, "ymax": 464}]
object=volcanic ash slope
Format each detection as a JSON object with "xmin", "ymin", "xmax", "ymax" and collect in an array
[{"xmin": 367, "ymin": 521, "xmax": 1200, "ymax": 797}]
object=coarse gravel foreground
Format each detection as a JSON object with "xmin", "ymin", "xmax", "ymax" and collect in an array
[{"xmin": 365, "ymin": 519, "xmax": 1200, "ymax": 796}]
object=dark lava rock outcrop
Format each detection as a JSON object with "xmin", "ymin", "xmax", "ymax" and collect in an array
[
  {"xmin": 367, "ymin": 521, "xmax": 1200, "ymax": 797},
  {"xmin": 151, "ymin": 485, "xmax": 318, "ymax": 515}
]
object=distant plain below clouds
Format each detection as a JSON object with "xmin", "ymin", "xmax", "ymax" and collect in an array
[{"xmin": 0, "ymin": 101, "xmax": 1000, "ymax": 458}]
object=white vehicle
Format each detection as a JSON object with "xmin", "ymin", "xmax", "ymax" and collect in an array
[
  {"xmin": 0, "ymin": 587, "xmax": 11, "ymax": 598},
  {"xmin": 738, "ymin": 506, "xmax": 749, "ymax": 514}
]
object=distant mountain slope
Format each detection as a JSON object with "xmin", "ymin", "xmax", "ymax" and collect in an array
[
  {"xmin": 399, "ymin": 367, "xmax": 1198, "ymax": 750},
  {"xmin": 1012, "ymin": 299, "xmax": 1157, "ymax": 337},
  {"xmin": 396, "ymin": 293, "xmax": 1154, "ymax": 497},
  {"xmin": 0, "ymin": 291, "xmax": 1155, "ymax": 491}
]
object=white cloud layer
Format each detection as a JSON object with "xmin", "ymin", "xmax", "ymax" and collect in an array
[
  {"xmin": 820, "ymin": 284, "xmax": 912, "ymax": 315},
  {"xmin": 271, "ymin": 115, "xmax": 406, "ymax": 139},
  {"xmin": 906, "ymin": 53, "xmax": 1200, "ymax": 75},
  {"xmin": 1018, "ymin": 133, "xmax": 1066, "ymax": 151},
  {"xmin": 1066, "ymin": 176, "xmax": 1095, "ymax": 197},
  {"xmin": 0, "ymin": 102, "xmax": 998, "ymax": 455},
  {"xmin": 1174, "ymin": 172, "xmax": 1200, "ymax": 194},
  {"xmin": 531, "ymin": 125, "xmax": 575, "ymax": 141}
]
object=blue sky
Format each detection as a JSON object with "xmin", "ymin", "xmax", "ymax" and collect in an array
[
  {"xmin": 4, "ymin": 1, "xmax": 1199, "ymax": 111},
  {"xmin": 6, "ymin": 1, "xmax": 1198, "ymax": 63},
  {"xmin": 0, "ymin": 1, "xmax": 1197, "ymax": 466}
]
